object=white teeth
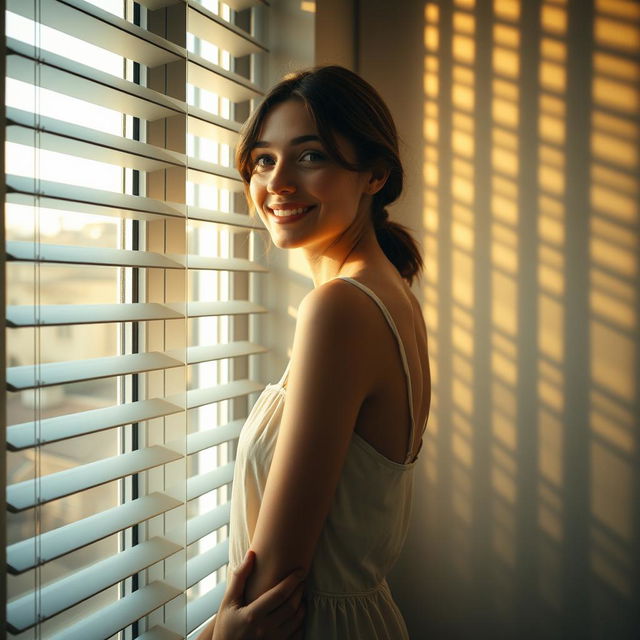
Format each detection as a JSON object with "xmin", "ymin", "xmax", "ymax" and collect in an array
[{"xmin": 270, "ymin": 206, "xmax": 310, "ymax": 217}]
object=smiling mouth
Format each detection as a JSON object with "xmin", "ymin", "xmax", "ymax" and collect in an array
[
  {"xmin": 268, "ymin": 205, "xmax": 314, "ymax": 218},
  {"xmin": 267, "ymin": 205, "xmax": 315, "ymax": 222}
]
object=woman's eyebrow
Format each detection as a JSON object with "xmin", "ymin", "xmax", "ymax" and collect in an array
[{"xmin": 252, "ymin": 134, "xmax": 322, "ymax": 149}]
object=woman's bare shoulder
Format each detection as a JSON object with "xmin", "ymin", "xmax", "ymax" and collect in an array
[
  {"xmin": 298, "ymin": 277, "xmax": 376, "ymax": 324},
  {"xmin": 295, "ymin": 279, "xmax": 383, "ymax": 371}
]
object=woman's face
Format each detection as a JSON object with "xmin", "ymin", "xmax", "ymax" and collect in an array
[{"xmin": 248, "ymin": 99, "xmax": 373, "ymax": 251}]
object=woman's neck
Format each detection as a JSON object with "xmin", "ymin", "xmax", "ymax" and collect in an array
[{"xmin": 303, "ymin": 223, "xmax": 389, "ymax": 288}]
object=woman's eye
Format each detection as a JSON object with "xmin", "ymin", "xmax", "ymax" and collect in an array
[
  {"xmin": 300, "ymin": 150, "xmax": 325, "ymax": 162},
  {"xmin": 253, "ymin": 155, "xmax": 274, "ymax": 169}
]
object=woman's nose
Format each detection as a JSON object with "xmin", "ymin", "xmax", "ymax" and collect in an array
[{"xmin": 267, "ymin": 162, "xmax": 296, "ymax": 195}]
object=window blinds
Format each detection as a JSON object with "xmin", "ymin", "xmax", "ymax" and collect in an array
[{"xmin": 4, "ymin": 0, "xmax": 268, "ymax": 637}]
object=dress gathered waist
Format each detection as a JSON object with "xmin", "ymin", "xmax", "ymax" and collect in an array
[{"xmin": 307, "ymin": 580, "xmax": 388, "ymax": 599}]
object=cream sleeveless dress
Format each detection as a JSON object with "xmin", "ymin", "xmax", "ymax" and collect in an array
[{"xmin": 228, "ymin": 276, "xmax": 424, "ymax": 639}]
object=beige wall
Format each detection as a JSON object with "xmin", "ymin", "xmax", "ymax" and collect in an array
[
  {"xmin": 354, "ymin": 1, "xmax": 640, "ymax": 639},
  {"xmin": 266, "ymin": 0, "xmax": 315, "ymax": 83}
]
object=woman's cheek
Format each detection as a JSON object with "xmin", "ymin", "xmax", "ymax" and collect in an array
[{"xmin": 249, "ymin": 179, "xmax": 264, "ymax": 213}]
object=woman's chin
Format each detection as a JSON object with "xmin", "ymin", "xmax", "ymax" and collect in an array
[{"xmin": 270, "ymin": 234, "xmax": 308, "ymax": 250}]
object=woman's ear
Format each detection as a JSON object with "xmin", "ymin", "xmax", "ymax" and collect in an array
[{"xmin": 366, "ymin": 165, "xmax": 390, "ymax": 195}]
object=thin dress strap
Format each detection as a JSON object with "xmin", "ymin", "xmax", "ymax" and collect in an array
[
  {"xmin": 276, "ymin": 359, "xmax": 292, "ymax": 388},
  {"xmin": 335, "ymin": 277, "xmax": 417, "ymax": 464}
]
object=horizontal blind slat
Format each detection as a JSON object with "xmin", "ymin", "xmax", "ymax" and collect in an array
[
  {"xmin": 186, "ymin": 462, "xmax": 235, "ymax": 501},
  {"xmin": 186, "ymin": 502, "xmax": 231, "ymax": 546},
  {"xmin": 7, "ymin": 445, "xmax": 182, "ymax": 511},
  {"xmin": 182, "ymin": 379, "xmax": 265, "ymax": 411},
  {"xmin": 187, "ymin": 205, "xmax": 264, "ymax": 230},
  {"xmin": 7, "ymin": 398, "xmax": 183, "ymax": 449},
  {"xmin": 189, "ymin": 107, "xmax": 241, "ymax": 145},
  {"xmin": 7, "ymin": 302, "xmax": 183, "ymax": 327},
  {"xmin": 183, "ymin": 255, "xmax": 268, "ymax": 272},
  {"xmin": 182, "ymin": 341, "xmax": 267, "ymax": 365},
  {"xmin": 6, "ymin": 537, "xmax": 182, "ymax": 632},
  {"xmin": 187, "ymin": 539, "xmax": 229, "ymax": 588},
  {"xmin": 7, "ymin": 174, "xmax": 187, "ymax": 221},
  {"xmin": 187, "ymin": 164, "xmax": 244, "ymax": 192},
  {"xmin": 188, "ymin": 56, "xmax": 262, "ymax": 102},
  {"xmin": 7, "ymin": 300, "xmax": 266, "ymax": 328},
  {"xmin": 184, "ymin": 300, "xmax": 268, "ymax": 318},
  {"xmin": 48, "ymin": 582, "xmax": 183, "ymax": 640},
  {"xmin": 7, "ymin": 352, "xmax": 184, "ymax": 391},
  {"xmin": 137, "ymin": 626, "xmax": 184, "ymax": 640},
  {"xmin": 7, "ymin": 240, "xmax": 185, "ymax": 269},
  {"xmin": 7, "ymin": 492, "xmax": 181, "ymax": 573},
  {"xmin": 7, "ymin": 240, "xmax": 268, "ymax": 272},
  {"xmin": 187, "ymin": 581, "xmax": 226, "ymax": 634},
  {"xmin": 186, "ymin": 419, "xmax": 244, "ymax": 455},
  {"xmin": 187, "ymin": 1, "xmax": 267, "ymax": 57},
  {"xmin": 187, "ymin": 159, "xmax": 242, "ymax": 182}
]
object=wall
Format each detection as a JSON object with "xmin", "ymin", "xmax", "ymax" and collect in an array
[{"xmin": 353, "ymin": 1, "xmax": 640, "ymax": 639}]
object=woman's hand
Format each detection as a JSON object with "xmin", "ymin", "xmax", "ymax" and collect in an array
[{"xmin": 204, "ymin": 550, "xmax": 305, "ymax": 640}]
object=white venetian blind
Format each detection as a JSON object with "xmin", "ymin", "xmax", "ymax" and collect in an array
[{"xmin": 4, "ymin": 0, "xmax": 269, "ymax": 637}]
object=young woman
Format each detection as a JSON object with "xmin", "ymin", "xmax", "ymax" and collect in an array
[{"xmin": 200, "ymin": 65, "xmax": 430, "ymax": 640}]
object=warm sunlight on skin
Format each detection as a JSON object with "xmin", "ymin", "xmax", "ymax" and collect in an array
[{"xmin": 248, "ymin": 99, "xmax": 374, "ymax": 259}]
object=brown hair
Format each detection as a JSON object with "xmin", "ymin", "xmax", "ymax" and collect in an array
[{"xmin": 236, "ymin": 65, "xmax": 423, "ymax": 285}]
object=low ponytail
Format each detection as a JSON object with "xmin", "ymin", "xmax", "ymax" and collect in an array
[{"xmin": 372, "ymin": 207, "xmax": 423, "ymax": 286}]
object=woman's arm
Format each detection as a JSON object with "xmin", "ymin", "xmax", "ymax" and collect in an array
[{"xmin": 244, "ymin": 279, "xmax": 375, "ymax": 602}]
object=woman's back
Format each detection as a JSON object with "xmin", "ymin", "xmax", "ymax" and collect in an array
[{"xmin": 334, "ymin": 270, "xmax": 430, "ymax": 464}]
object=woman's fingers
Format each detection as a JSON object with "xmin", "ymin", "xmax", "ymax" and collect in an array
[
  {"xmin": 247, "ymin": 567, "xmax": 305, "ymax": 617},
  {"xmin": 265, "ymin": 580, "xmax": 305, "ymax": 628},
  {"xmin": 290, "ymin": 580, "xmax": 305, "ymax": 610},
  {"xmin": 222, "ymin": 550, "xmax": 256, "ymax": 606},
  {"xmin": 278, "ymin": 602, "xmax": 306, "ymax": 640}
]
